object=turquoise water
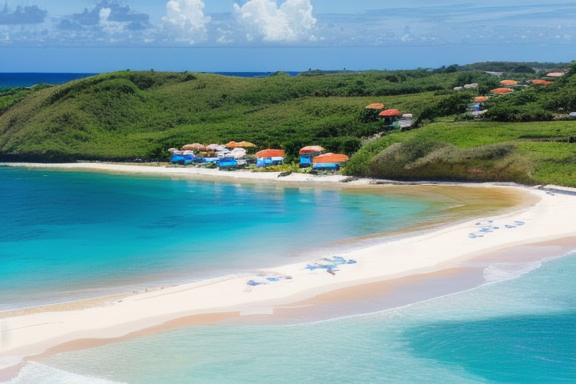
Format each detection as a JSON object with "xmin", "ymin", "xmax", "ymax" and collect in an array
[
  {"xmin": 26, "ymin": 252, "xmax": 576, "ymax": 384},
  {"xmin": 4, "ymin": 167, "xmax": 575, "ymax": 383},
  {"xmin": 0, "ymin": 167, "xmax": 437, "ymax": 309}
]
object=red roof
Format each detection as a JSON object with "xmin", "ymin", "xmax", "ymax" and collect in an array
[
  {"xmin": 490, "ymin": 88, "xmax": 514, "ymax": 95},
  {"xmin": 379, "ymin": 109, "xmax": 401, "ymax": 117},
  {"xmin": 256, "ymin": 149, "xmax": 285, "ymax": 158},
  {"xmin": 299, "ymin": 145, "xmax": 324, "ymax": 155},
  {"xmin": 530, "ymin": 79, "xmax": 552, "ymax": 85},
  {"xmin": 313, "ymin": 153, "xmax": 349, "ymax": 164}
]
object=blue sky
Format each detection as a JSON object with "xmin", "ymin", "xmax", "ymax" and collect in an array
[{"xmin": 0, "ymin": 0, "xmax": 574, "ymax": 72}]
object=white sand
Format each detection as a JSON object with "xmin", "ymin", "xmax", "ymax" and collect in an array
[
  {"xmin": 1, "ymin": 163, "xmax": 575, "ymax": 371},
  {"xmin": 0, "ymin": 162, "xmax": 363, "ymax": 184}
]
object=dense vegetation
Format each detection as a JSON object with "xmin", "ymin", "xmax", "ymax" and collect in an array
[
  {"xmin": 344, "ymin": 121, "xmax": 576, "ymax": 187},
  {"xmin": 0, "ymin": 62, "xmax": 575, "ymax": 186}
]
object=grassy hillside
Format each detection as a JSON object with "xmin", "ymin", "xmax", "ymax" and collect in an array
[
  {"xmin": 1, "ymin": 63, "xmax": 575, "ymax": 186},
  {"xmin": 344, "ymin": 121, "xmax": 576, "ymax": 187},
  {"xmin": 0, "ymin": 69, "xmax": 469, "ymax": 161}
]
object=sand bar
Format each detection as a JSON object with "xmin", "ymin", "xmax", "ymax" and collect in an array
[{"xmin": 1, "ymin": 162, "xmax": 575, "ymax": 375}]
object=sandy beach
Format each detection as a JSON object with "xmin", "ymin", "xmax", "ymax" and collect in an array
[{"xmin": 1, "ymin": 162, "xmax": 575, "ymax": 379}]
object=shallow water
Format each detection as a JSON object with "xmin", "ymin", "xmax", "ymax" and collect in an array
[
  {"xmin": 30, "ymin": 252, "xmax": 576, "ymax": 384},
  {"xmin": 3, "ymin": 167, "xmax": 575, "ymax": 383},
  {"xmin": 0, "ymin": 167, "xmax": 440, "ymax": 310}
]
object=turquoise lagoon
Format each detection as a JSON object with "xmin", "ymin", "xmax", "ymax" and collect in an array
[
  {"xmin": 0, "ymin": 167, "xmax": 439, "ymax": 310},
  {"xmin": 2, "ymin": 167, "xmax": 575, "ymax": 383}
]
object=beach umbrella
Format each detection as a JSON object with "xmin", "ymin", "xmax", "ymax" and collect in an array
[
  {"xmin": 225, "ymin": 141, "xmax": 239, "ymax": 148},
  {"xmin": 546, "ymin": 72, "xmax": 564, "ymax": 77},
  {"xmin": 230, "ymin": 148, "xmax": 247, "ymax": 158},
  {"xmin": 313, "ymin": 153, "xmax": 349, "ymax": 164},
  {"xmin": 530, "ymin": 79, "xmax": 552, "ymax": 85},
  {"xmin": 474, "ymin": 96, "xmax": 489, "ymax": 102},
  {"xmin": 365, "ymin": 103, "xmax": 384, "ymax": 109},
  {"xmin": 500, "ymin": 80, "xmax": 518, "ymax": 86},
  {"xmin": 236, "ymin": 141, "xmax": 257, "ymax": 148},
  {"xmin": 379, "ymin": 109, "xmax": 401, "ymax": 117},
  {"xmin": 299, "ymin": 145, "xmax": 324, "ymax": 155},
  {"xmin": 167, "ymin": 148, "xmax": 178, "ymax": 153},
  {"xmin": 490, "ymin": 88, "xmax": 514, "ymax": 95},
  {"xmin": 256, "ymin": 149, "xmax": 285, "ymax": 158},
  {"xmin": 182, "ymin": 143, "xmax": 205, "ymax": 150},
  {"xmin": 206, "ymin": 144, "xmax": 224, "ymax": 150}
]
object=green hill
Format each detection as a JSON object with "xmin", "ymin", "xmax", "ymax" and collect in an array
[{"xmin": 1, "ymin": 63, "xmax": 575, "ymax": 186}]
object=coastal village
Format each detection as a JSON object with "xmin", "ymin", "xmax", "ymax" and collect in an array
[
  {"xmin": 167, "ymin": 70, "xmax": 571, "ymax": 174},
  {"xmin": 168, "ymin": 141, "xmax": 350, "ymax": 171}
]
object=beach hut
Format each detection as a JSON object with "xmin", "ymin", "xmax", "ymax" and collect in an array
[
  {"xmin": 182, "ymin": 150, "xmax": 196, "ymax": 165},
  {"xmin": 218, "ymin": 155, "xmax": 238, "ymax": 169},
  {"xmin": 170, "ymin": 151, "xmax": 185, "ymax": 164},
  {"xmin": 379, "ymin": 109, "xmax": 402, "ymax": 129},
  {"xmin": 255, "ymin": 149, "xmax": 285, "ymax": 167},
  {"xmin": 398, "ymin": 114, "xmax": 414, "ymax": 130},
  {"xmin": 299, "ymin": 145, "xmax": 324, "ymax": 168},
  {"xmin": 312, "ymin": 153, "xmax": 349, "ymax": 171}
]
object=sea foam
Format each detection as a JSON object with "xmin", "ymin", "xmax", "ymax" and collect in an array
[
  {"xmin": 6, "ymin": 362, "xmax": 126, "ymax": 384},
  {"xmin": 483, "ymin": 261, "xmax": 542, "ymax": 283}
]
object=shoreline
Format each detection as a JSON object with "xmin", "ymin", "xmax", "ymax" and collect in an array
[{"xmin": 1, "ymin": 163, "xmax": 576, "ymax": 380}]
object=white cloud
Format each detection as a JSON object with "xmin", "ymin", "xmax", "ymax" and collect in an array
[
  {"xmin": 99, "ymin": 8, "xmax": 126, "ymax": 35},
  {"xmin": 162, "ymin": 0, "xmax": 211, "ymax": 43},
  {"xmin": 233, "ymin": 0, "xmax": 316, "ymax": 42}
]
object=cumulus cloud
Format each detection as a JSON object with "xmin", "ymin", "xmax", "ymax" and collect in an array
[
  {"xmin": 233, "ymin": 0, "xmax": 316, "ymax": 42},
  {"xmin": 58, "ymin": 1, "xmax": 151, "ymax": 32},
  {"xmin": 0, "ymin": 4, "xmax": 47, "ymax": 25},
  {"xmin": 162, "ymin": 0, "xmax": 211, "ymax": 43}
]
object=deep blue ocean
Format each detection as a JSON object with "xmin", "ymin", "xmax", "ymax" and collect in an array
[
  {"xmin": 2, "ymin": 167, "xmax": 575, "ymax": 384},
  {"xmin": 0, "ymin": 73, "xmax": 98, "ymax": 89},
  {"xmin": 0, "ymin": 72, "xmax": 296, "ymax": 89}
]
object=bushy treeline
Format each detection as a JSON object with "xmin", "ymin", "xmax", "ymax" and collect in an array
[{"xmin": 444, "ymin": 61, "xmax": 572, "ymax": 74}]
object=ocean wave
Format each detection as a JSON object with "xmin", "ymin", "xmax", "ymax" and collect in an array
[
  {"xmin": 6, "ymin": 362, "xmax": 126, "ymax": 384},
  {"xmin": 483, "ymin": 261, "xmax": 543, "ymax": 283}
]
